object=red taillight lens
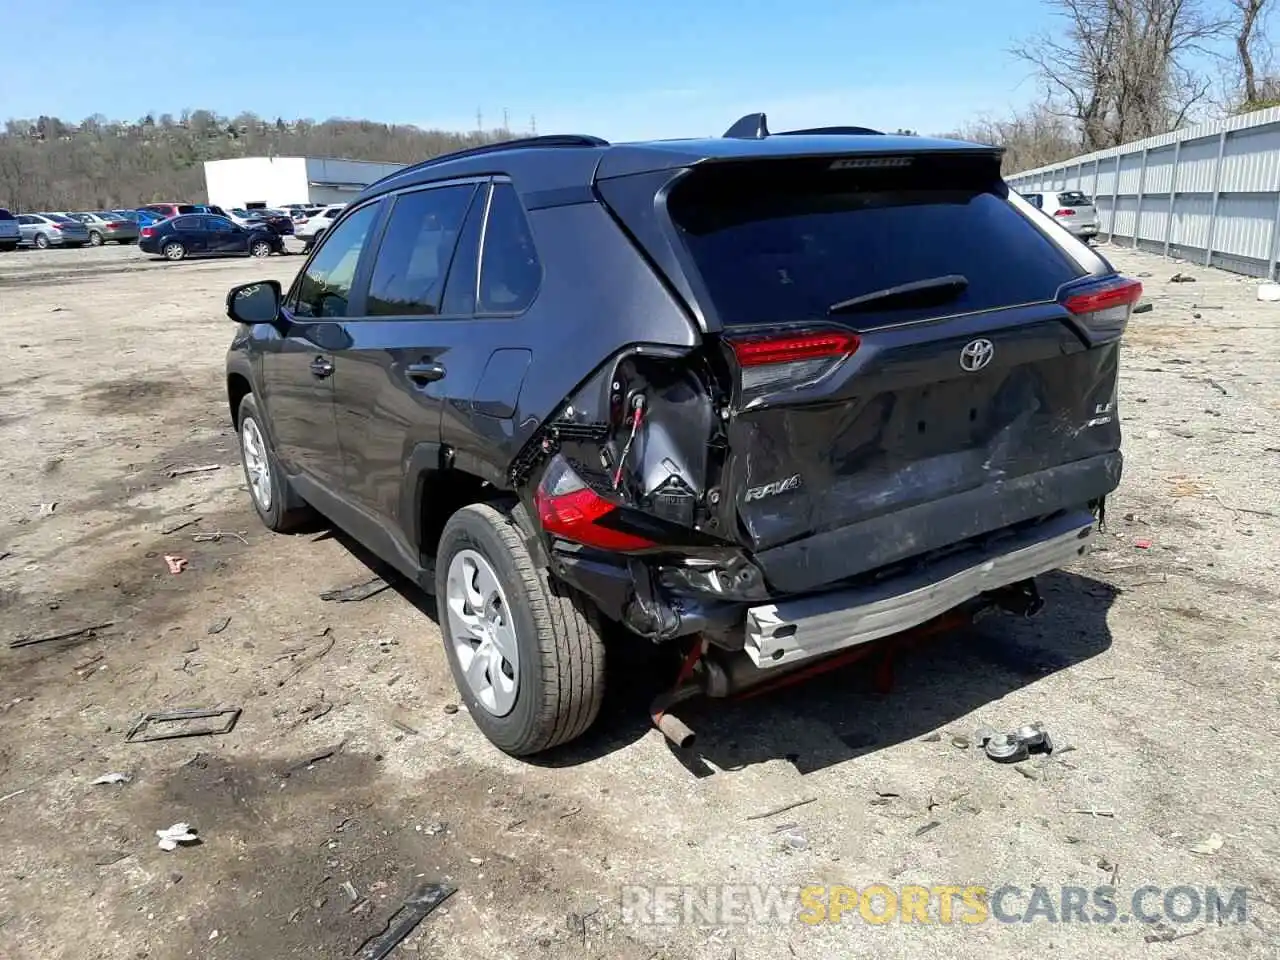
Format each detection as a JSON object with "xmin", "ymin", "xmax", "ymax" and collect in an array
[
  {"xmin": 1053, "ymin": 208, "xmax": 1076, "ymax": 217},
  {"xmin": 140, "ymin": 226, "xmax": 155, "ymax": 238},
  {"xmin": 727, "ymin": 330, "xmax": 859, "ymax": 401},
  {"xmin": 535, "ymin": 455, "xmax": 656, "ymax": 552},
  {"xmin": 1061, "ymin": 276, "xmax": 1142, "ymax": 342}
]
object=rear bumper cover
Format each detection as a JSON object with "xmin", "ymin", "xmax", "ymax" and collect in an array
[
  {"xmin": 755, "ymin": 452, "xmax": 1121, "ymax": 594},
  {"xmin": 744, "ymin": 508, "xmax": 1097, "ymax": 668}
]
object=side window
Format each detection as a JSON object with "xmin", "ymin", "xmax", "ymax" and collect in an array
[
  {"xmin": 440, "ymin": 186, "xmax": 487, "ymax": 316},
  {"xmin": 477, "ymin": 183, "xmax": 541, "ymax": 314},
  {"xmin": 209, "ymin": 217, "xmax": 235, "ymax": 230},
  {"xmin": 18, "ymin": 215, "xmax": 33, "ymax": 224},
  {"xmin": 173, "ymin": 216, "xmax": 202, "ymax": 231},
  {"xmin": 1025, "ymin": 193, "xmax": 1042, "ymax": 209},
  {"xmin": 292, "ymin": 202, "xmax": 380, "ymax": 319},
  {"xmin": 366, "ymin": 184, "xmax": 476, "ymax": 317}
]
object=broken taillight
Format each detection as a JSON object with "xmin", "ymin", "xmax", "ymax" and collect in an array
[
  {"xmin": 1060, "ymin": 275, "xmax": 1143, "ymax": 342},
  {"xmin": 535, "ymin": 455, "xmax": 656, "ymax": 552},
  {"xmin": 727, "ymin": 330, "xmax": 859, "ymax": 402}
]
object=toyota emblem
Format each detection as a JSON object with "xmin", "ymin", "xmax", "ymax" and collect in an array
[{"xmin": 959, "ymin": 338, "xmax": 995, "ymax": 372}]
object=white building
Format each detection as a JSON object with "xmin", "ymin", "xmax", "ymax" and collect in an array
[{"xmin": 203, "ymin": 156, "xmax": 407, "ymax": 210}]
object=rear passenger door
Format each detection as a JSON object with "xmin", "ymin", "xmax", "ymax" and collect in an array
[
  {"xmin": 329, "ymin": 180, "xmax": 480, "ymax": 546},
  {"xmin": 172, "ymin": 216, "xmax": 209, "ymax": 255}
]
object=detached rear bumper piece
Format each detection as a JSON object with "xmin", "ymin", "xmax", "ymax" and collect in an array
[{"xmin": 744, "ymin": 508, "xmax": 1096, "ymax": 668}]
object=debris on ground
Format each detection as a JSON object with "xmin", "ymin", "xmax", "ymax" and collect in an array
[
  {"xmin": 1132, "ymin": 302, "xmax": 1154, "ymax": 314},
  {"xmin": 1188, "ymin": 833, "xmax": 1224, "ymax": 855},
  {"xmin": 156, "ymin": 823, "xmax": 199, "ymax": 851},
  {"xmin": 1134, "ymin": 538, "xmax": 1152, "ymax": 549},
  {"xmin": 206, "ymin": 616, "xmax": 231, "ymax": 636},
  {"xmin": 914, "ymin": 821, "xmax": 941, "ymax": 837},
  {"xmin": 192, "ymin": 530, "xmax": 248, "ymax": 544},
  {"xmin": 126, "ymin": 707, "xmax": 242, "ymax": 743},
  {"xmin": 160, "ymin": 516, "xmax": 202, "ymax": 535},
  {"xmin": 1145, "ymin": 924, "xmax": 1204, "ymax": 944},
  {"xmin": 167, "ymin": 464, "xmax": 221, "ymax": 478},
  {"xmin": 353, "ymin": 881, "xmax": 455, "ymax": 960},
  {"xmin": 779, "ymin": 828, "xmax": 809, "ymax": 852},
  {"xmin": 1070, "ymin": 807, "xmax": 1116, "ymax": 818},
  {"xmin": 10, "ymin": 621, "xmax": 113, "ymax": 650},
  {"xmin": 1257, "ymin": 282, "xmax": 1280, "ymax": 302},
  {"xmin": 319, "ymin": 576, "xmax": 390, "ymax": 603},
  {"xmin": 919, "ymin": 731, "xmax": 941, "ymax": 743},
  {"xmin": 982, "ymin": 722, "xmax": 1053, "ymax": 764},
  {"xmin": 1169, "ymin": 273, "xmax": 1196, "ymax": 283},
  {"xmin": 38, "ymin": 502, "xmax": 57, "ymax": 518},
  {"xmin": 281, "ymin": 739, "xmax": 347, "ymax": 778},
  {"xmin": 342, "ymin": 880, "xmax": 359, "ymax": 902},
  {"xmin": 745, "ymin": 797, "xmax": 817, "ymax": 821},
  {"xmin": 276, "ymin": 631, "xmax": 336, "ymax": 687},
  {"xmin": 163, "ymin": 555, "xmax": 187, "ymax": 574},
  {"xmin": 90, "ymin": 773, "xmax": 131, "ymax": 786},
  {"xmin": 0, "ymin": 788, "xmax": 29, "ymax": 804},
  {"xmin": 442, "ymin": 702, "xmax": 459, "ymax": 715}
]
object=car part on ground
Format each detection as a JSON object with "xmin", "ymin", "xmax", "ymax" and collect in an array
[{"xmin": 224, "ymin": 113, "xmax": 1134, "ymax": 756}]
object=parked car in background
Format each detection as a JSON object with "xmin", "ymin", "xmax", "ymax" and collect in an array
[
  {"xmin": 68, "ymin": 212, "xmax": 140, "ymax": 245},
  {"xmin": 0, "ymin": 208, "xmax": 19, "ymax": 251},
  {"xmin": 244, "ymin": 209, "xmax": 295, "ymax": 236},
  {"xmin": 142, "ymin": 202, "xmax": 200, "ymax": 219},
  {"xmin": 1021, "ymin": 190, "xmax": 1099, "ymax": 242},
  {"xmin": 296, "ymin": 203, "xmax": 346, "ymax": 250},
  {"xmin": 121, "ymin": 208, "xmax": 171, "ymax": 229},
  {"xmin": 139, "ymin": 213, "xmax": 282, "ymax": 261},
  {"xmin": 17, "ymin": 213, "xmax": 91, "ymax": 248},
  {"xmin": 221, "ymin": 122, "xmax": 1134, "ymax": 755},
  {"xmin": 227, "ymin": 208, "xmax": 265, "ymax": 228}
]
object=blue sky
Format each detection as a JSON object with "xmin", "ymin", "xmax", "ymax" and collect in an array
[{"xmin": 3, "ymin": 0, "xmax": 1052, "ymax": 140}]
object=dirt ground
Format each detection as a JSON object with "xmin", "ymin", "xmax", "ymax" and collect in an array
[{"xmin": 1, "ymin": 240, "xmax": 1278, "ymax": 959}]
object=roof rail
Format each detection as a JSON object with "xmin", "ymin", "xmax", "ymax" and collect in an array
[
  {"xmin": 777, "ymin": 125, "xmax": 883, "ymax": 136},
  {"xmin": 364, "ymin": 134, "xmax": 610, "ymax": 190},
  {"xmin": 721, "ymin": 112, "xmax": 883, "ymax": 140},
  {"xmin": 723, "ymin": 113, "xmax": 770, "ymax": 139}
]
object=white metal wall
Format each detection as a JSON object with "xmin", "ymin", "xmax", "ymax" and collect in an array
[{"xmin": 1006, "ymin": 106, "xmax": 1280, "ymax": 279}]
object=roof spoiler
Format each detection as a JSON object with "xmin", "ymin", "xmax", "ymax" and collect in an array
[{"xmin": 722, "ymin": 112, "xmax": 883, "ymax": 139}]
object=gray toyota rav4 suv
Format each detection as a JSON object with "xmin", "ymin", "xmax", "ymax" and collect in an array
[{"xmin": 224, "ymin": 114, "xmax": 1137, "ymax": 756}]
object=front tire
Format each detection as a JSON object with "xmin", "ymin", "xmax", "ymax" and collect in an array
[
  {"xmin": 436, "ymin": 503, "xmax": 606, "ymax": 756},
  {"xmin": 236, "ymin": 394, "xmax": 313, "ymax": 532},
  {"xmin": 163, "ymin": 241, "xmax": 186, "ymax": 261},
  {"xmin": 249, "ymin": 239, "xmax": 272, "ymax": 258}
]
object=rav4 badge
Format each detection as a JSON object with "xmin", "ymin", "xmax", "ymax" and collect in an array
[{"xmin": 744, "ymin": 474, "xmax": 803, "ymax": 502}]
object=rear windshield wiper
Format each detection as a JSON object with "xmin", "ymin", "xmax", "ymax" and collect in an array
[{"xmin": 828, "ymin": 274, "xmax": 969, "ymax": 314}]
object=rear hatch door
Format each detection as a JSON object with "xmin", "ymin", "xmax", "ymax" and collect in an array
[{"xmin": 656, "ymin": 153, "xmax": 1121, "ymax": 592}]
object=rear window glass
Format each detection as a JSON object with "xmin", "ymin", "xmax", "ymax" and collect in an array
[
  {"xmin": 48, "ymin": 214, "xmax": 77, "ymax": 224},
  {"xmin": 1056, "ymin": 191, "xmax": 1092, "ymax": 207},
  {"xmin": 669, "ymin": 161, "xmax": 1083, "ymax": 328},
  {"xmin": 176, "ymin": 204, "xmax": 198, "ymax": 214}
]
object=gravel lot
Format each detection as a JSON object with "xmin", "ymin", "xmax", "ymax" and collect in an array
[{"xmin": 0, "ymin": 241, "xmax": 1277, "ymax": 959}]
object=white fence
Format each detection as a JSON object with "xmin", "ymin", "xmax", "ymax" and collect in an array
[{"xmin": 1005, "ymin": 106, "xmax": 1280, "ymax": 280}]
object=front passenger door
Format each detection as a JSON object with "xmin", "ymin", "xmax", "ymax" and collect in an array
[
  {"xmin": 207, "ymin": 216, "xmax": 246, "ymax": 255},
  {"xmin": 256, "ymin": 201, "xmax": 382, "ymax": 492}
]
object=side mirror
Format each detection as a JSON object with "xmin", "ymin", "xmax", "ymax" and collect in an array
[{"xmin": 227, "ymin": 280, "xmax": 282, "ymax": 324}]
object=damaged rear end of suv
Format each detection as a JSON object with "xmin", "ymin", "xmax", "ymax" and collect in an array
[
  {"xmin": 510, "ymin": 118, "xmax": 1134, "ymax": 749},
  {"xmin": 227, "ymin": 116, "xmax": 1136, "ymax": 758}
]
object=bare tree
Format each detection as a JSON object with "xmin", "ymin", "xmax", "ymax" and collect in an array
[
  {"xmin": 1013, "ymin": 0, "xmax": 1226, "ymax": 150},
  {"xmin": 942, "ymin": 101, "xmax": 1083, "ymax": 173},
  {"xmin": 1228, "ymin": 0, "xmax": 1278, "ymax": 107}
]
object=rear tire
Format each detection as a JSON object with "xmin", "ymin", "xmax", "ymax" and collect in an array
[
  {"xmin": 34, "ymin": 234, "xmax": 49, "ymax": 249},
  {"xmin": 163, "ymin": 241, "xmax": 186, "ymax": 261},
  {"xmin": 236, "ymin": 393, "xmax": 314, "ymax": 533},
  {"xmin": 88, "ymin": 231, "xmax": 103, "ymax": 246},
  {"xmin": 436, "ymin": 502, "xmax": 606, "ymax": 756}
]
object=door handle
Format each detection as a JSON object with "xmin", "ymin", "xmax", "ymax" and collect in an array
[
  {"xmin": 405, "ymin": 360, "xmax": 446, "ymax": 384},
  {"xmin": 310, "ymin": 355, "xmax": 335, "ymax": 379}
]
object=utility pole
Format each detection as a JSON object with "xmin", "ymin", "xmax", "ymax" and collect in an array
[
  {"xmin": 475, "ymin": 108, "xmax": 483, "ymax": 132},
  {"xmin": 530, "ymin": 114, "xmax": 537, "ymax": 135},
  {"xmin": 502, "ymin": 108, "xmax": 509, "ymax": 131}
]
